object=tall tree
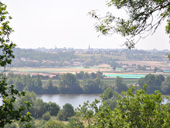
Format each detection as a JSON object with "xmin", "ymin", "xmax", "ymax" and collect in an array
[
  {"xmin": 115, "ymin": 76, "xmax": 128, "ymax": 93},
  {"xmin": 62, "ymin": 103, "xmax": 74, "ymax": 121},
  {"xmin": 59, "ymin": 73, "xmax": 82, "ymax": 94},
  {"xmin": 0, "ymin": 2, "xmax": 31, "ymax": 127},
  {"xmin": 161, "ymin": 76, "xmax": 170, "ymax": 94},
  {"xmin": 45, "ymin": 78, "xmax": 59, "ymax": 94},
  {"xmin": 47, "ymin": 102, "xmax": 60, "ymax": 116}
]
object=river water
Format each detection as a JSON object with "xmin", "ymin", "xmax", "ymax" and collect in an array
[
  {"xmin": 37, "ymin": 94, "xmax": 101, "ymax": 108},
  {"xmin": 0, "ymin": 94, "xmax": 168, "ymax": 109}
]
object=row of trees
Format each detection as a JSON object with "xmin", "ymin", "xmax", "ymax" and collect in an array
[
  {"xmin": 31, "ymin": 71, "xmax": 104, "ymax": 80},
  {"xmin": 113, "ymin": 74, "xmax": 170, "ymax": 95},
  {"xmin": 59, "ymin": 73, "xmax": 105, "ymax": 94},
  {"xmin": 138, "ymin": 74, "xmax": 170, "ymax": 94},
  {"xmin": 8, "ymin": 72, "xmax": 170, "ymax": 95},
  {"xmin": 76, "ymin": 71, "xmax": 103, "ymax": 80},
  {"xmin": 7, "ymin": 72, "xmax": 106, "ymax": 94},
  {"xmin": 7, "ymin": 73, "xmax": 58, "ymax": 94},
  {"xmin": 101, "ymin": 74, "xmax": 170, "ymax": 95}
]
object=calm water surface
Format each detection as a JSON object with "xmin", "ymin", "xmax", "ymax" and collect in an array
[
  {"xmin": 0, "ymin": 94, "xmax": 168, "ymax": 109},
  {"xmin": 37, "ymin": 94, "xmax": 101, "ymax": 108}
]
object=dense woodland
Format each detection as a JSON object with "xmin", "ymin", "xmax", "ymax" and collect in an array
[{"xmin": 7, "ymin": 72, "xmax": 105, "ymax": 94}]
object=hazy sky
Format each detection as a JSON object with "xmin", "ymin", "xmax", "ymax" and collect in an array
[{"xmin": 2, "ymin": 0, "xmax": 170, "ymax": 50}]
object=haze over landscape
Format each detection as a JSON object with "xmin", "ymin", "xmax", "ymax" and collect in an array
[
  {"xmin": 2, "ymin": 0, "xmax": 170, "ymax": 127},
  {"xmin": 2, "ymin": 0, "xmax": 170, "ymax": 50}
]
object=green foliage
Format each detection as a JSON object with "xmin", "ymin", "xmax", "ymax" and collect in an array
[
  {"xmin": 161, "ymin": 76, "xmax": 170, "ymax": 94},
  {"xmin": 89, "ymin": 0, "xmax": 170, "ymax": 48},
  {"xmin": 58, "ymin": 103, "xmax": 74, "ymax": 121},
  {"xmin": 7, "ymin": 74, "xmax": 60, "ymax": 94},
  {"xmin": 100, "ymin": 87, "xmax": 119, "ymax": 110},
  {"xmin": 76, "ymin": 85, "xmax": 170, "ymax": 127},
  {"xmin": 66, "ymin": 117, "xmax": 84, "ymax": 128},
  {"xmin": 45, "ymin": 120, "xmax": 65, "ymax": 128},
  {"xmin": 75, "ymin": 99, "xmax": 100, "ymax": 127},
  {"xmin": 48, "ymin": 102, "xmax": 60, "ymax": 116},
  {"xmin": 76, "ymin": 71, "xmax": 104, "ymax": 80},
  {"xmin": 15, "ymin": 91, "xmax": 36, "ymax": 107},
  {"xmin": 4, "ymin": 123, "xmax": 17, "ymax": 128},
  {"xmin": 42, "ymin": 112, "xmax": 51, "ymax": 121},
  {"xmin": 59, "ymin": 73, "xmax": 83, "ymax": 94},
  {"xmin": 100, "ymin": 87, "xmax": 114, "ymax": 101},
  {"xmin": 34, "ymin": 120, "xmax": 46, "ymax": 128},
  {"xmin": 76, "ymin": 71, "xmax": 89, "ymax": 79},
  {"xmin": 15, "ymin": 91, "xmax": 61, "ymax": 119},
  {"xmin": 110, "ymin": 86, "xmax": 170, "ymax": 127},
  {"xmin": 0, "ymin": 2, "xmax": 32, "ymax": 127},
  {"xmin": 7, "ymin": 74, "xmax": 45, "ymax": 94},
  {"xmin": 110, "ymin": 61, "xmax": 122, "ymax": 70},
  {"xmin": 137, "ymin": 64, "xmax": 146, "ymax": 70},
  {"xmin": 115, "ymin": 76, "xmax": 128, "ymax": 93},
  {"xmin": 45, "ymin": 78, "xmax": 59, "ymax": 94},
  {"xmin": 7, "ymin": 73, "xmax": 106, "ymax": 94},
  {"xmin": 18, "ymin": 120, "xmax": 36, "ymax": 128},
  {"xmin": 62, "ymin": 103, "xmax": 75, "ymax": 121},
  {"xmin": 31, "ymin": 98, "xmax": 49, "ymax": 118},
  {"xmin": 57, "ymin": 110, "xmax": 65, "ymax": 121},
  {"xmin": 81, "ymin": 79, "xmax": 103, "ymax": 94},
  {"xmin": 138, "ymin": 74, "xmax": 164, "ymax": 93}
]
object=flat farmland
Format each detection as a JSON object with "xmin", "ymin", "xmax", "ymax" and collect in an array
[
  {"xmin": 116, "ymin": 61, "xmax": 169, "ymax": 67},
  {"xmin": 8, "ymin": 67, "xmax": 112, "ymax": 74}
]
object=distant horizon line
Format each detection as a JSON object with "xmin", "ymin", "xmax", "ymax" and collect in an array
[{"xmin": 15, "ymin": 47, "xmax": 170, "ymax": 51}]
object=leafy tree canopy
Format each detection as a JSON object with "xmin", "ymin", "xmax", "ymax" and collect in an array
[
  {"xmin": 161, "ymin": 76, "xmax": 170, "ymax": 94},
  {"xmin": 89, "ymin": 0, "xmax": 170, "ymax": 48},
  {"xmin": 76, "ymin": 85, "xmax": 170, "ymax": 127},
  {"xmin": 0, "ymin": 2, "xmax": 32, "ymax": 127}
]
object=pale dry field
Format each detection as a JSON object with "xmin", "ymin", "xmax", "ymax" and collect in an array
[
  {"xmin": 116, "ymin": 61, "xmax": 169, "ymax": 67},
  {"xmin": 9, "ymin": 67, "xmax": 111, "ymax": 74}
]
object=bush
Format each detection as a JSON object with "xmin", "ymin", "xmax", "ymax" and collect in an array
[
  {"xmin": 4, "ymin": 123, "xmax": 17, "ymax": 128},
  {"xmin": 18, "ymin": 120, "xmax": 36, "ymax": 128},
  {"xmin": 48, "ymin": 102, "xmax": 60, "ymax": 116},
  {"xmin": 43, "ymin": 112, "xmax": 51, "ymax": 121},
  {"xmin": 57, "ymin": 110, "xmax": 65, "ymax": 121},
  {"xmin": 58, "ymin": 103, "xmax": 75, "ymax": 121},
  {"xmin": 67, "ymin": 117, "xmax": 84, "ymax": 128},
  {"xmin": 45, "ymin": 120, "xmax": 65, "ymax": 128}
]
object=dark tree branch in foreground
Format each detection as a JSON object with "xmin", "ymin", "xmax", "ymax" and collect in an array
[{"xmin": 89, "ymin": 0, "xmax": 170, "ymax": 49}]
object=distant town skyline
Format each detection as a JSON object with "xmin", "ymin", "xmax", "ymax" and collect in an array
[{"xmin": 2, "ymin": 0, "xmax": 170, "ymax": 50}]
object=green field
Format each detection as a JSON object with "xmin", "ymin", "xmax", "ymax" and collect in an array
[{"xmin": 104, "ymin": 74, "xmax": 146, "ymax": 78}]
